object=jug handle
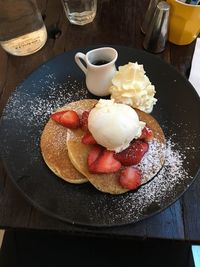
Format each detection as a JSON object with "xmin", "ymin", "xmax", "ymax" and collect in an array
[{"xmin": 75, "ymin": 52, "xmax": 87, "ymax": 74}]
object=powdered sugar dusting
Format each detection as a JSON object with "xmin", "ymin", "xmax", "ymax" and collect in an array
[
  {"xmin": 3, "ymin": 73, "xmax": 89, "ymax": 128},
  {"xmin": 139, "ymin": 139, "xmax": 165, "ymax": 184},
  {"xmin": 1, "ymin": 73, "xmax": 89, "ymax": 164},
  {"xmin": 88, "ymin": 138, "xmax": 193, "ymax": 225}
]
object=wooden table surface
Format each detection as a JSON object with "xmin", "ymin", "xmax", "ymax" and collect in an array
[{"xmin": 0, "ymin": 0, "xmax": 199, "ymax": 243}]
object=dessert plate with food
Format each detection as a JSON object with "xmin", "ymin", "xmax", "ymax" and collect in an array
[{"xmin": 1, "ymin": 46, "xmax": 199, "ymax": 226}]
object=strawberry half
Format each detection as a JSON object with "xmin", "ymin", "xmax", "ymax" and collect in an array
[
  {"xmin": 51, "ymin": 110, "xmax": 80, "ymax": 129},
  {"xmin": 88, "ymin": 149, "xmax": 121, "ymax": 174},
  {"xmin": 114, "ymin": 140, "xmax": 149, "ymax": 166},
  {"xmin": 82, "ymin": 131, "xmax": 97, "ymax": 145},
  {"xmin": 87, "ymin": 145, "xmax": 103, "ymax": 166},
  {"xmin": 119, "ymin": 167, "xmax": 141, "ymax": 190},
  {"xmin": 50, "ymin": 110, "xmax": 66, "ymax": 122},
  {"xmin": 139, "ymin": 125, "xmax": 154, "ymax": 142},
  {"xmin": 80, "ymin": 111, "xmax": 90, "ymax": 131}
]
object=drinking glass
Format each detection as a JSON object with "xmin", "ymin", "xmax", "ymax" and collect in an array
[{"xmin": 62, "ymin": 0, "xmax": 97, "ymax": 25}]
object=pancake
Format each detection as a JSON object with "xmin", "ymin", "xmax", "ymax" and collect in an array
[
  {"xmin": 67, "ymin": 100, "xmax": 166, "ymax": 194},
  {"xmin": 40, "ymin": 99, "xmax": 97, "ymax": 184}
]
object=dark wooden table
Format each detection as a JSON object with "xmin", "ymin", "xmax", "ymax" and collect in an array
[{"xmin": 0, "ymin": 0, "xmax": 199, "ymax": 243}]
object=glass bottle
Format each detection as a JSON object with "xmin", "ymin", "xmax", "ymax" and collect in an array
[{"xmin": 0, "ymin": 0, "xmax": 47, "ymax": 56}]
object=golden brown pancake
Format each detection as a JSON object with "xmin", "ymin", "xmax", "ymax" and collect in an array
[
  {"xmin": 67, "ymin": 101, "xmax": 166, "ymax": 194},
  {"xmin": 40, "ymin": 100, "xmax": 97, "ymax": 184},
  {"xmin": 135, "ymin": 109, "xmax": 165, "ymax": 184}
]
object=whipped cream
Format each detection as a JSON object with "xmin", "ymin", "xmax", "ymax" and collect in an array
[
  {"xmin": 109, "ymin": 62, "xmax": 157, "ymax": 113},
  {"xmin": 88, "ymin": 99, "xmax": 145, "ymax": 153}
]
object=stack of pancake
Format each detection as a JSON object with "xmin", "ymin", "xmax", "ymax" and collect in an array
[{"xmin": 40, "ymin": 99, "xmax": 165, "ymax": 194}]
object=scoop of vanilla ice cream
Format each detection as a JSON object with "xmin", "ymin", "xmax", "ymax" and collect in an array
[
  {"xmin": 109, "ymin": 62, "xmax": 157, "ymax": 113},
  {"xmin": 88, "ymin": 99, "xmax": 145, "ymax": 153}
]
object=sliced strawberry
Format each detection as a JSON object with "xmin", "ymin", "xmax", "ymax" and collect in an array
[
  {"xmin": 89, "ymin": 150, "xmax": 121, "ymax": 174},
  {"xmin": 82, "ymin": 131, "xmax": 97, "ymax": 145},
  {"xmin": 139, "ymin": 125, "xmax": 154, "ymax": 142},
  {"xmin": 87, "ymin": 145, "xmax": 103, "ymax": 166},
  {"xmin": 59, "ymin": 110, "xmax": 80, "ymax": 128},
  {"xmin": 51, "ymin": 110, "xmax": 80, "ymax": 129},
  {"xmin": 50, "ymin": 110, "xmax": 67, "ymax": 123},
  {"xmin": 80, "ymin": 111, "xmax": 90, "ymax": 131},
  {"xmin": 114, "ymin": 140, "xmax": 149, "ymax": 166},
  {"xmin": 119, "ymin": 167, "xmax": 141, "ymax": 190}
]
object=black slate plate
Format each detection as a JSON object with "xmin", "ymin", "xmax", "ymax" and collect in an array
[{"xmin": 0, "ymin": 46, "xmax": 200, "ymax": 227}]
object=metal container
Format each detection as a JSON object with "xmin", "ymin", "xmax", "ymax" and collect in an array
[
  {"xmin": 143, "ymin": 1, "xmax": 170, "ymax": 53},
  {"xmin": 141, "ymin": 0, "xmax": 163, "ymax": 34}
]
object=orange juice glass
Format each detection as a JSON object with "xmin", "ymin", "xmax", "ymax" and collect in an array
[{"xmin": 167, "ymin": 0, "xmax": 200, "ymax": 45}]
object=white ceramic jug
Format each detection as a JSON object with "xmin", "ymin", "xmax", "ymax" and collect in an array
[{"xmin": 75, "ymin": 47, "xmax": 118, "ymax": 96}]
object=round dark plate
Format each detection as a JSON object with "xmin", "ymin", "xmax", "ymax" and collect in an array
[{"xmin": 0, "ymin": 46, "xmax": 200, "ymax": 227}]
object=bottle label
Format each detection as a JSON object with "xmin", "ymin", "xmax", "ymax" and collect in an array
[{"xmin": 0, "ymin": 25, "xmax": 47, "ymax": 56}]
